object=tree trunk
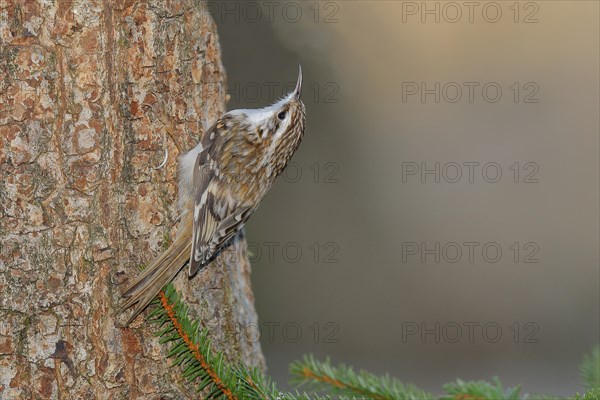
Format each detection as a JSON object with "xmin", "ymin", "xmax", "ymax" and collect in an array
[{"xmin": 0, "ymin": 1, "xmax": 264, "ymax": 398}]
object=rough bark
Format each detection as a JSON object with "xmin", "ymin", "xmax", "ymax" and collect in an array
[{"xmin": 0, "ymin": 1, "xmax": 264, "ymax": 398}]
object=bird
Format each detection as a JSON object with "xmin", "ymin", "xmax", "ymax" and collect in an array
[{"xmin": 120, "ymin": 67, "xmax": 306, "ymax": 325}]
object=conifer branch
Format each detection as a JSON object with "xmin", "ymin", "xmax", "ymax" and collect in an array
[
  {"xmin": 441, "ymin": 377, "xmax": 521, "ymax": 400},
  {"xmin": 580, "ymin": 345, "xmax": 600, "ymax": 390},
  {"xmin": 570, "ymin": 388, "xmax": 600, "ymax": 400},
  {"xmin": 157, "ymin": 289, "xmax": 236, "ymax": 399},
  {"xmin": 144, "ymin": 279, "xmax": 600, "ymax": 400},
  {"xmin": 147, "ymin": 283, "xmax": 326, "ymax": 400},
  {"xmin": 290, "ymin": 355, "xmax": 434, "ymax": 400},
  {"xmin": 147, "ymin": 284, "xmax": 268, "ymax": 399}
]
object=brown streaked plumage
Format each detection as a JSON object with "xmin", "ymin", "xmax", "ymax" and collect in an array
[{"xmin": 120, "ymin": 67, "xmax": 306, "ymax": 324}]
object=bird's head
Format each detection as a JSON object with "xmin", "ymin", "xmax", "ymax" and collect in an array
[{"xmin": 220, "ymin": 66, "xmax": 306, "ymax": 182}]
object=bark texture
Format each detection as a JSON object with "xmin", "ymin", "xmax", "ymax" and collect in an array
[{"xmin": 0, "ymin": 1, "xmax": 264, "ymax": 398}]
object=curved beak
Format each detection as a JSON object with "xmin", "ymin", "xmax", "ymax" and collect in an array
[{"xmin": 294, "ymin": 65, "xmax": 302, "ymax": 100}]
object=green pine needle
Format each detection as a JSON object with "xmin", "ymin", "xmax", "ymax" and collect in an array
[
  {"xmin": 570, "ymin": 388, "xmax": 600, "ymax": 400},
  {"xmin": 142, "ymin": 275, "xmax": 599, "ymax": 400},
  {"xmin": 146, "ymin": 283, "xmax": 328, "ymax": 400},
  {"xmin": 146, "ymin": 284, "xmax": 269, "ymax": 399},
  {"xmin": 441, "ymin": 377, "xmax": 521, "ymax": 400},
  {"xmin": 290, "ymin": 354, "xmax": 434, "ymax": 400},
  {"xmin": 580, "ymin": 345, "xmax": 600, "ymax": 390}
]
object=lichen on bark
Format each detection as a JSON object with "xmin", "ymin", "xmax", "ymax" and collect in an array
[{"xmin": 0, "ymin": 1, "xmax": 264, "ymax": 398}]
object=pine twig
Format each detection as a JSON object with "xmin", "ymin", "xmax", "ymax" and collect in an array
[
  {"xmin": 290, "ymin": 355, "xmax": 434, "ymax": 400},
  {"xmin": 143, "ymin": 272, "xmax": 600, "ymax": 400},
  {"xmin": 580, "ymin": 345, "xmax": 600, "ymax": 390},
  {"xmin": 156, "ymin": 289, "xmax": 236, "ymax": 399},
  {"xmin": 147, "ymin": 283, "xmax": 325, "ymax": 400},
  {"xmin": 441, "ymin": 377, "xmax": 521, "ymax": 400},
  {"xmin": 147, "ymin": 284, "xmax": 262, "ymax": 399}
]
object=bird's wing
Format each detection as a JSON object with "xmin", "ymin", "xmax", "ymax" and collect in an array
[
  {"xmin": 209, "ymin": 203, "xmax": 255, "ymax": 253},
  {"xmin": 189, "ymin": 148, "xmax": 224, "ymax": 275},
  {"xmin": 189, "ymin": 129, "xmax": 256, "ymax": 276}
]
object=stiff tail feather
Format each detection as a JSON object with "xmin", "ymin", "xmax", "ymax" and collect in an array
[{"xmin": 120, "ymin": 236, "xmax": 191, "ymax": 325}]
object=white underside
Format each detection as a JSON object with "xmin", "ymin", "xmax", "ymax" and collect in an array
[{"xmin": 178, "ymin": 142, "xmax": 204, "ymax": 210}]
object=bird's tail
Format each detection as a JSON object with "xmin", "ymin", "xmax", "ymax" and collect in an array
[{"xmin": 120, "ymin": 233, "xmax": 191, "ymax": 325}]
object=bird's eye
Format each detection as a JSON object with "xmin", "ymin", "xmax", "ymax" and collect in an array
[{"xmin": 277, "ymin": 111, "xmax": 286, "ymax": 120}]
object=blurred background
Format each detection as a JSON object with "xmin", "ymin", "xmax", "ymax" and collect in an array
[{"xmin": 209, "ymin": 1, "xmax": 599, "ymax": 396}]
